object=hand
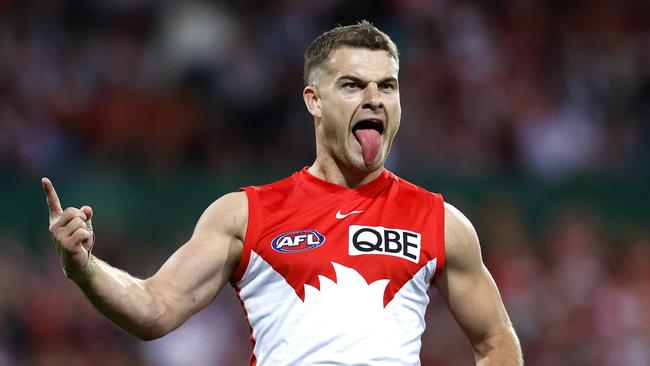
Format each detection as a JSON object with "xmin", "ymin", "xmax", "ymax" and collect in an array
[{"xmin": 42, "ymin": 177, "xmax": 95, "ymax": 273}]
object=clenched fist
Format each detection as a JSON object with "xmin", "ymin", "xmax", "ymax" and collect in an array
[{"xmin": 42, "ymin": 177, "xmax": 95, "ymax": 276}]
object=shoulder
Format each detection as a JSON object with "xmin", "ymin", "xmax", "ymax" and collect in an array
[
  {"xmin": 444, "ymin": 202, "xmax": 477, "ymax": 244},
  {"xmin": 197, "ymin": 191, "xmax": 248, "ymax": 240},
  {"xmin": 391, "ymin": 174, "xmax": 443, "ymax": 207},
  {"xmin": 207, "ymin": 191, "xmax": 248, "ymax": 215},
  {"xmin": 240, "ymin": 173, "xmax": 300, "ymax": 205},
  {"xmin": 443, "ymin": 202, "xmax": 482, "ymax": 269},
  {"xmin": 245, "ymin": 173, "xmax": 298, "ymax": 192},
  {"xmin": 392, "ymin": 173, "xmax": 432, "ymax": 194}
]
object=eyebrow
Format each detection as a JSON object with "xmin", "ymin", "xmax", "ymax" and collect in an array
[{"xmin": 337, "ymin": 75, "xmax": 398, "ymax": 85}]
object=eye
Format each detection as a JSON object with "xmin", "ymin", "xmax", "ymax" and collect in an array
[
  {"xmin": 342, "ymin": 81, "xmax": 360, "ymax": 90},
  {"xmin": 380, "ymin": 82, "xmax": 396, "ymax": 91}
]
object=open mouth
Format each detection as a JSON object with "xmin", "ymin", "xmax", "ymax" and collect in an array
[{"xmin": 352, "ymin": 119, "xmax": 384, "ymax": 135}]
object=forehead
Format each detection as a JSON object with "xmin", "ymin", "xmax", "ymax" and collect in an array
[{"xmin": 324, "ymin": 47, "xmax": 399, "ymax": 81}]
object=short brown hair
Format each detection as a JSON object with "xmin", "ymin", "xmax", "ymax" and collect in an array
[{"xmin": 303, "ymin": 20, "xmax": 399, "ymax": 85}]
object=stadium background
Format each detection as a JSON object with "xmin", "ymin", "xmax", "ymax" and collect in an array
[{"xmin": 1, "ymin": 0, "xmax": 649, "ymax": 364}]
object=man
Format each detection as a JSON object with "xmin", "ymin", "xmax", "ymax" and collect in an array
[{"xmin": 43, "ymin": 21, "xmax": 522, "ymax": 365}]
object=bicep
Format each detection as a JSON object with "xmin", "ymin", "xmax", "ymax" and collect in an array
[
  {"xmin": 434, "ymin": 203, "xmax": 512, "ymax": 348},
  {"xmin": 146, "ymin": 192, "xmax": 246, "ymax": 323}
]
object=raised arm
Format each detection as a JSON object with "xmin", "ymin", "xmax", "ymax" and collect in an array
[
  {"xmin": 434, "ymin": 202, "xmax": 523, "ymax": 365},
  {"xmin": 42, "ymin": 177, "xmax": 246, "ymax": 340}
]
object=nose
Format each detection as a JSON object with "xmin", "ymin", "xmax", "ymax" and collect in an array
[{"xmin": 362, "ymin": 83, "xmax": 383, "ymax": 111}]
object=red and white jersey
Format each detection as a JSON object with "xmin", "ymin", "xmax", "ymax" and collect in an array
[{"xmin": 231, "ymin": 167, "xmax": 445, "ymax": 366}]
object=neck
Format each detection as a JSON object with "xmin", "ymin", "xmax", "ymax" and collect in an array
[{"xmin": 308, "ymin": 157, "xmax": 384, "ymax": 189}]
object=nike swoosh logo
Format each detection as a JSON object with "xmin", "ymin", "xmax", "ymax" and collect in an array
[{"xmin": 336, "ymin": 210, "xmax": 364, "ymax": 219}]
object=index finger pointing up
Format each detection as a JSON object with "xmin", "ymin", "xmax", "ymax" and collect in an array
[{"xmin": 42, "ymin": 177, "xmax": 63, "ymax": 219}]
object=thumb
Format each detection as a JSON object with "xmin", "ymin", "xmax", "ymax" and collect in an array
[
  {"xmin": 80, "ymin": 206, "xmax": 95, "ymax": 252},
  {"xmin": 81, "ymin": 206, "xmax": 93, "ymax": 221},
  {"xmin": 81, "ymin": 206, "xmax": 94, "ymax": 231}
]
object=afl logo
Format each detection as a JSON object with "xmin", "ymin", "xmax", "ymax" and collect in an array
[{"xmin": 271, "ymin": 230, "xmax": 326, "ymax": 253}]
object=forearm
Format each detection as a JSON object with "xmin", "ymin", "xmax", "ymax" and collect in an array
[
  {"xmin": 474, "ymin": 327, "xmax": 523, "ymax": 366},
  {"xmin": 72, "ymin": 256, "xmax": 172, "ymax": 340},
  {"xmin": 43, "ymin": 181, "xmax": 243, "ymax": 341}
]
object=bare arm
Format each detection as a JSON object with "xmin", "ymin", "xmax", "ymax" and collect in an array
[
  {"xmin": 42, "ymin": 178, "xmax": 246, "ymax": 340},
  {"xmin": 434, "ymin": 203, "xmax": 523, "ymax": 365}
]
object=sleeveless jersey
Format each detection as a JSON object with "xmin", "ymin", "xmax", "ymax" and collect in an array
[{"xmin": 231, "ymin": 167, "xmax": 445, "ymax": 366}]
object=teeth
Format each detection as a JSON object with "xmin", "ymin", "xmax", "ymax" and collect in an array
[{"xmin": 353, "ymin": 119, "xmax": 384, "ymax": 133}]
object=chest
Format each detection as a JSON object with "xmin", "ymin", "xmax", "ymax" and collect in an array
[{"xmin": 249, "ymin": 191, "xmax": 439, "ymax": 304}]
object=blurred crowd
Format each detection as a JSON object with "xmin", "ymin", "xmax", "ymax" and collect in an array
[
  {"xmin": 1, "ymin": 0, "xmax": 648, "ymax": 177},
  {"xmin": 1, "ymin": 199, "xmax": 649, "ymax": 365},
  {"xmin": 1, "ymin": 0, "xmax": 649, "ymax": 365},
  {"xmin": 423, "ymin": 202, "xmax": 650, "ymax": 365}
]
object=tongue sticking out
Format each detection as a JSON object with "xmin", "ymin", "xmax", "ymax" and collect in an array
[{"xmin": 353, "ymin": 129, "xmax": 381, "ymax": 165}]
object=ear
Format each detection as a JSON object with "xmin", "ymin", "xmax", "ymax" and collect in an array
[{"xmin": 303, "ymin": 85, "xmax": 322, "ymax": 119}]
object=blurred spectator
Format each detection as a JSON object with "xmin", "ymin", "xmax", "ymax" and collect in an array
[{"xmin": 1, "ymin": 0, "xmax": 648, "ymax": 176}]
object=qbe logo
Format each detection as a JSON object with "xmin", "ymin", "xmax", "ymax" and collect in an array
[
  {"xmin": 348, "ymin": 225, "xmax": 421, "ymax": 263},
  {"xmin": 271, "ymin": 230, "xmax": 326, "ymax": 253}
]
